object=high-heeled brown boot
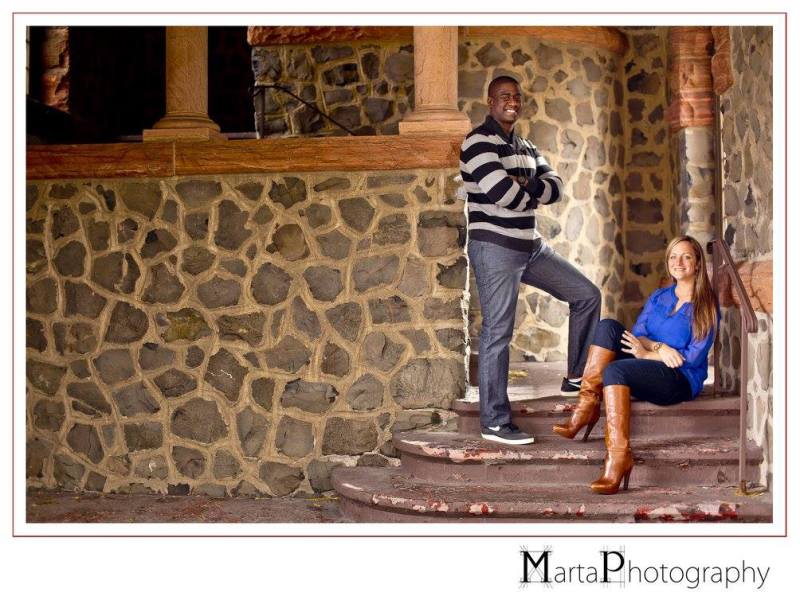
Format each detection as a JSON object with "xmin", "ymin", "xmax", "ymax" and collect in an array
[
  {"xmin": 552, "ymin": 345, "xmax": 616, "ymax": 441},
  {"xmin": 590, "ymin": 385, "xmax": 634, "ymax": 495}
]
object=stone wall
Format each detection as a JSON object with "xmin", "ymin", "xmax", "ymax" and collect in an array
[
  {"xmin": 720, "ymin": 27, "xmax": 772, "ymax": 261},
  {"xmin": 618, "ymin": 27, "xmax": 675, "ymax": 325},
  {"xmin": 26, "ymin": 170, "xmax": 467, "ymax": 496},
  {"xmin": 251, "ymin": 42, "xmax": 414, "ymax": 136},
  {"xmin": 718, "ymin": 26, "xmax": 773, "ymax": 487},
  {"xmin": 250, "ymin": 31, "xmax": 674, "ymax": 361}
]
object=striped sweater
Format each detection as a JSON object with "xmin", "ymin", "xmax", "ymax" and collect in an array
[{"xmin": 460, "ymin": 116, "xmax": 564, "ymax": 251}]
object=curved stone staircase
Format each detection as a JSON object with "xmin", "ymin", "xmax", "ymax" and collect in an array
[{"xmin": 332, "ymin": 362, "xmax": 772, "ymax": 522}]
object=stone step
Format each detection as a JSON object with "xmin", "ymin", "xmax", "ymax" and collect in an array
[
  {"xmin": 332, "ymin": 467, "xmax": 773, "ymax": 523},
  {"xmin": 454, "ymin": 393, "xmax": 741, "ymax": 439},
  {"xmin": 393, "ymin": 431, "xmax": 761, "ymax": 487}
]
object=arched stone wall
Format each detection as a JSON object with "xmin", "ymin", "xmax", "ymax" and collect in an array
[{"xmin": 249, "ymin": 29, "xmax": 674, "ymax": 361}]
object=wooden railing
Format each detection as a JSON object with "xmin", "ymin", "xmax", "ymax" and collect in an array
[
  {"xmin": 708, "ymin": 239, "xmax": 759, "ymax": 493},
  {"xmin": 26, "ymin": 135, "xmax": 463, "ymax": 180}
]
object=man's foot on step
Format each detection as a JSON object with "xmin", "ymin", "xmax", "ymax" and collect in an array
[
  {"xmin": 560, "ymin": 377, "xmax": 581, "ymax": 396},
  {"xmin": 480, "ymin": 423, "xmax": 535, "ymax": 445}
]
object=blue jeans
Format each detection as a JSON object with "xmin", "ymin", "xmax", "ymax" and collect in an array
[
  {"xmin": 592, "ymin": 318, "xmax": 693, "ymax": 406},
  {"xmin": 469, "ymin": 238, "xmax": 600, "ymax": 427}
]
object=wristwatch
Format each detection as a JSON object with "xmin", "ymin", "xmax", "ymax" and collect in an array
[{"xmin": 652, "ymin": 342, "xmax": 663, "ymax": 352}]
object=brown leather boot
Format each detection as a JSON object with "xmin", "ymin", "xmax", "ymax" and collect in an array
[
  {"xmin": 552, "ymin": 345, "xmax": 616, "ymax": 441},
  {"xmin": 591, "ymin": 385, "xmax": 634, "ymax": 494}
]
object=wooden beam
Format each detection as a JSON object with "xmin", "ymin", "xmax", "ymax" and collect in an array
[
  {"xmin": 26, "ymin": 142, "xmax": 175, "ymax": 179},
  {"xmin": 27, "ymin": 135, "xmax": 462, "ymax": 180},
  {"xmin": 247, "ymin": 25, "xmax": 628, "ymax": 55},
  {"xmin": 173, "ymin": 135, "xmax": 461, "ymax": 175},
  {"xmin": 460, "ymin": 26, "xmax": 628, "ymax": 56},
  {"xmin": 247, "ymin": 26, "xmax": 412, "ymax": 45}
]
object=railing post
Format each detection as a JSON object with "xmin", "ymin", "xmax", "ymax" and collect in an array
[
  {"xmin": 739, "ymin": 314, "xmax": 749, "ymax": 493},
  {"xmin": 708, "ymin": 238, "xmax": 756, "ymax": 494},
  {"xmin": 710, "ymin": 242, "xmax": 720, "ymax": 398}
]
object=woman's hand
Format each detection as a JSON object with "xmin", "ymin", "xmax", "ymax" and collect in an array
[
  {"xmin": 656, "ymin": 344, "xmax": 685, "ymax": 368},
  {"xmin": 620, "ymin": 331, "xmax": 648, "ymax": 359},
  {"xmin": 622, "ymin": 331, "xmax": 685, "ymax": 367}
]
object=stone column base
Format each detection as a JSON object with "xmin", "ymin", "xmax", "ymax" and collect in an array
[
  {"xmin": 399, "ymin": 110, "xmax": 471, "ymax": 136},
  {"xmin": 143, "ymin": 127, "xmax": 226, "ymax": 143}
]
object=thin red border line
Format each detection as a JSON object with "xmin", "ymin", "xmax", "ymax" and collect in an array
[
  {"xmin": 784, "ymin": 10, "xmax": 788, "ymax": 539},
  {"xmin": 14, "ymin": 536, "xmax": 787, "ymax": 539},
  {"xmin": 13, "ymin": 16, "xmax": 788, "ymax": 538},
  {"xmin": 9, "ymin": 11, "xmax": 790, "ymax": 15},
  {"xmin": 11, "ymin": 12, "xmax": 15, "ymax": 539}
]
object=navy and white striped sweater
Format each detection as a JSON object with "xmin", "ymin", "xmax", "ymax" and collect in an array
[{"xmin": 460, "ymin": 116, "xmax": 564, "ymax": 252}]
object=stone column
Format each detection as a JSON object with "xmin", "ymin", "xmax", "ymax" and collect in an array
[
  {"xmin": 667, "ymin": 26, "xmax": 716, "ymax": 246},
  {"xmin": 399, "ymin": 26, "xmax": 471, "ymax": 135},
  {"xmin": 37, "ymin": 27, "xmax": 71, "ymax": 112},
  {"xmin": 144, "ymin": 26, "xmax": 224, "ymax": 142}
]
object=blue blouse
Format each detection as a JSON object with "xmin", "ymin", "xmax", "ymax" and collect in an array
[{"xmin": 631, "ymin": 285, "xmax": 717, "ymax": 398}]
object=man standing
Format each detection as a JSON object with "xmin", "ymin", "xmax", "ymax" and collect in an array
[{"xmin": 461, "ymin": 76, "xmax": 601, "ymax": 445}]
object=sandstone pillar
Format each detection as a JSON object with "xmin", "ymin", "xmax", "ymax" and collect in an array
[
  {"xmin": 667, "ymin": 26, "xmax": 716, "ymax": 246},
  {"xmin": 399, "ymin": 26, "xmax": 471, "ymax": 136},
  {"xmin": 144, "ymin": 26, "xmax": 224, "ymax": 142},
  {"xmin": 36, "ymin": 27, "xmax": 71, "ymax": 112}
]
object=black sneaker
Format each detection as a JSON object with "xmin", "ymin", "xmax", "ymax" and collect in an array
[
  {"xmin": 560, "ymin": 377, "xmax": 581, "ymax": 396},
  {"xmin": 480, "ymin": 423, "xmax": 535, "ymax": 445}
]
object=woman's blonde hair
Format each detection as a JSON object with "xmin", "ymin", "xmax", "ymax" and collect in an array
[{"xmin": 665, "ymin": 235, "xmax": 718, "ymax": 341}]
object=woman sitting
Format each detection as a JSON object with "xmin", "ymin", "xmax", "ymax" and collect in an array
[{"xmin": 552, "ymin": 235, "xmax": 719, "ymax": 494}]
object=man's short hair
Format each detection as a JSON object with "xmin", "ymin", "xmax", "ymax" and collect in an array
[{"xmin": 488, "ymin": 75, "xmax": 520, "ymax": 97}]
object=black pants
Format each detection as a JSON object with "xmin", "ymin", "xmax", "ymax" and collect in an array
[{"xmin": 592, "ymin": 319, "xmax": 693, "ymax": 406}]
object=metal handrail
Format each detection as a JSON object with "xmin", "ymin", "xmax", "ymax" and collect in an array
[{"xmin": 707, "ymin": 239, "xmax": 759, "ymax": 493}]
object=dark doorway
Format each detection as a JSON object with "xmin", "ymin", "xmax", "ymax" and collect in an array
[
  {"xmin": 69, "ymin": 26, "xmax": 167, "ymax": 140},
  {"xmin": 209, "ymin": 26, "xmax": 256, "ymax": 135}
]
